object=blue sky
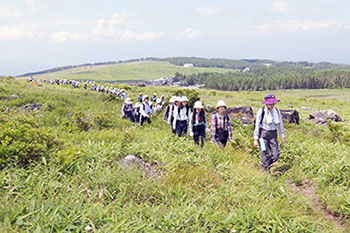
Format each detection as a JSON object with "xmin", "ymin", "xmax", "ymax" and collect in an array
[{"xmin": 1, "ymin": 0, "xmax": 350, "ymax": 75}]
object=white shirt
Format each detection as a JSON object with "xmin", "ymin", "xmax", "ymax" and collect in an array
[
  {"xmin": 140, "ymin": 102, "xmax": 153, "ymax": 117},
  {"xmin": 173, "ymin": 106, "xmax": 191, "ymax": 129}
]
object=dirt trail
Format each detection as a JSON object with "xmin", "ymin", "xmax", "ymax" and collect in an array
[{"xmin": 291, "ymin": 181, "xmax": 348, "ymax": 230}]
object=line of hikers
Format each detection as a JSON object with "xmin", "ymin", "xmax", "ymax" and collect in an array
[
  {"xmin": 40, "ymin": 79, "xmax": 285, "ymax": 172},
  {"xmin": 121, "ymin": 93, "xmax": 285, "ymax": 172}
]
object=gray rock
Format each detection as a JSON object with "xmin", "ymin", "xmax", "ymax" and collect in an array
[
  {"xmin": 117, "ymin": 155, "xmax": 160, "ymax": 179},
  {"xmin": 280, "ymin": 109, "xmax": 300, "ymax": 124},
  {"xmin": 9, "ymin": 94, "xmax": 19, "ymax": 99},
  {"xmin": 227, "ymin": 106, "xmax": 255, "ymax": 124},
  {"xmin": 309, "ymin": 110, "xmax": 344, "ymax": 125}
]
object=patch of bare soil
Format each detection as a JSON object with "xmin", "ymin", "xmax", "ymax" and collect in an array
[{"xmin": 290, "ymin": 181, "xmax": 348, "ymax": 229}]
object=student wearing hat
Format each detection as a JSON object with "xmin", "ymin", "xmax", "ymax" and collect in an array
[
  {"xmin": 210, "ymin": 100, "xmax": 232, "ymax": 147},
  {"xmin": 189, "ymin": 101, "xmax": 208, "ymax": 147},
  {"xmin": 155, "ymin": 98, "xmax": 163, "ymax": 113},
  {"xmin": 121, "ymin": 98, "xmax": 135, "ymax": 122},
  {"xmin": 254, "ymin": 94, "xmax": 285, "ymax": 171},
  {"xmin": 173, "ymin": 96, "xmax": 191, "ymax": 137},
  {"xmin": 140, "ymin": 95, "xmax": 153, "ymax": 125},
  {"xmin": 151, "ymin": 93, "xmax": 157, "ymax": 103},
  {"xmin": 163, "ymin": 96, "xmax": 175, "ymax": 121},
  {"xmin": 137, "ymin": 93, "xmax": 143, "ymax": 103},
  {"xmin": 134, "ymin": 103, "xmax": 141, "ymax": 123},
  {"xmin": 168, "ymin": 97, "xmax": 180, "ymax": 134}
]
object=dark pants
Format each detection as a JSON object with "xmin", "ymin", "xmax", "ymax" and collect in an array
[
  {"xmin": 176, "ymin": 120, "xmax": 188, "ymax": 137},
  {"xmin": 140, "ymin": 115, "xmax": 151, "ymax": 126},
  {"xmin": 134, "ymin": 113, "xmax": 140, "ymax": 123},
  {"xmin": 125, "ymin": 111, "xmax": 135, "ymax": 123},
  {"xmin": 215, "ymin": 129, "xmax": 229, "ymax": 147},
  {"xmin": 259, "ymin": 129, "xmax": 280, "ymax": 170},
  {"xmin": 193, "ymin": 124, "xmax": 206, "ymax": 146},
  {"xmin": 169, "ymin": 118, "xmax": 176, "ymax": 134}
]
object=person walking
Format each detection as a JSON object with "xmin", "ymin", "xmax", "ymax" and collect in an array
[
  {"xmin": 137, "ymin": 93, "xmax": 143, "ymax": 103},
  {"xmin": 163, "ymin": 96, "xmax": 175, "ymax": 121},
  {"xmin": 189, "ymin": 101, "xmax": 208, "ymax": 147},
  {"xmin": 140, "ymin": 95, "xmax": 153, "ymax": 126},
  {"xmin": 168, "ymin": 97, "xmax": 180, "ymax": 134},
  {"xmin": 121, "ymin": 98, "xmax": 135, "ymax": 123},
  {"xmin": 210, "ymin": 100, "xmax": 232, "ymax": 147},
  {"xmin": 254, "ymin": 94, "xmax": 285, "ymax": 172},
  {"xmin": 173, "ymin": 96, "xmax": 191, "ymax": 137}
]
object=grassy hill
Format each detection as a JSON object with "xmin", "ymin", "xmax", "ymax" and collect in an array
[
  {"xmin": 0, "ymin": 80, "xmax": 349, "ymax": 232},
  {"xmin": 20, "ymin": 61, "xmax": 233, "ymax": 82}
]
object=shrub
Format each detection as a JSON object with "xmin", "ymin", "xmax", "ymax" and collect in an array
[{"xmin": 0, "ymin": 114, "xmax": 60, "ymax": 168}]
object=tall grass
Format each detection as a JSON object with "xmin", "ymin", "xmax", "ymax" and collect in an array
[{"xmin": 0, "ymin": 80, "xmax": 349, "ymax": 232}]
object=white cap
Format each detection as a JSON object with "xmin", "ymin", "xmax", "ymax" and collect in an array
[
  {"xmin": 181, "ymin": 96, "xmax": 189, "ymax": 102},
  {"xmin": 143, "ymin": 95, "xmax": 149, "ymax": 101},
  {"xmin": 216, "ymin": 100, "xmax": 226, "ymax": 109},
  {"xmin": 135, "ymin": 103, "xmax": 140, "ymax": 108},
  {"xmin": 156, "ymin": 98, "xmax": 162, "ymax": 104},
  {"xmin": 169, "ymin": 96, "xmax": 175, "ymax": 103},
  {"xmin": 153, "ymin": 93, "xmax": 157, "ymax": 96},
  {"xmin": 194, "ymin": 101, "xmax": 204, "ymax": 109},
  {"xmin": 124, "ymin": 98, "xmax": 132, "ymax": 104},
  {"xmin": 174, "ymin": 96, "xmax": 181, "ymax": 102}
]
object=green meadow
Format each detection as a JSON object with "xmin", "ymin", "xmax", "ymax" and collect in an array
[
  {"xmin": 20, "ymin": 61, "xmax": 233, "ymax": 82},
  {"xmin": 0, "ymin": 80, "xmax": 349, "ymax": 232}
]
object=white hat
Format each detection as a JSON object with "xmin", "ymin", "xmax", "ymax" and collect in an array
[
  {"xmin": 156, "ymin": 98, "xmax": 162, "ymax": 104},
  {"xmin": 181, "ymin": 96, "xmax": 189, "ymax": 102},
  {"xmin": 174, "ymin": 96, "xmax": 181, "ymax": 102},
  {"xmin": 153, "ymin": 93, "xmax": 157, "ymax": 96},
  {"xmin": 169, "ymin": 96, "xmax": 175, "ymax": 103},
  {"xmin": 135, "ymin": 103, "xmax": 140, "ymax": 108},
  {"xmin": 124, "ymin": 98, "xmax": 132, "ymax": 104},
  {"xmin": 143, "ymin": 95, "xmax": 149, "ymax": 101},
  {"xmin": 194, "ymin": 101, "xmax": 204, "ymax": 109},
  {"xmin": 216, "ymin": 100, "xmax": 226, "ymax": 109}
]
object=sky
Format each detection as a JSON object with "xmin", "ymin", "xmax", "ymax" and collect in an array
[{"xmin": 1, "ymin": 0, "xmax": 350, "ymax": 75}]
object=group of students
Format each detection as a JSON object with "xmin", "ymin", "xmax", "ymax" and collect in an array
[
  {"xmin": 141, "ymin": 93, "xmax": 285, "ymax": 172},
  {"xmin": 121, "ymin": 92, "xmax": 165, "ymax": 126}
]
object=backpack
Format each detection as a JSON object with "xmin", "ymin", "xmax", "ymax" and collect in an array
[
  {"xmin": 257, "ymin": 107, "xmax": 280, "ymax": 126},
  {"xmin": 214, "ymin": 113, "xmax": 229, "ymax": 130}
]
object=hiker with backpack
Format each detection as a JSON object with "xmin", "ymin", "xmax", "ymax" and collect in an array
[
  {"xmin": 137, "ymin": 93, "xmax": 143, "ymax": 102},
  {"xmin": 210, "ymin": 100, "xmax": 232, "ymax": 147},
  {"xmin": 151, "ymin": 93, "xmax": 157, "ymax": 103},
  {"xmin": 168, "ymin": 97, "xmax": 180, "ymax": 134},
  {"xmin": 163, "ymin": 96, "xmax": 175, "ymax": 122},
  {"xmin": 254, "ymin": 94, "xmax": 285, "ymax": 172},
  {"xmin": 140, "ymin": 95, "xmax": 153, "ymax": 126},
  {"xmin": 189, "ymin": 101, "xmax": 208, "ymax": 147},
  {"xmin": 121, "ymin": 98, "xmax": 135, "ymax": 122},
  {"xmin": 173, "ymin": 96, "xmax": 191, "ymax": 137},
  {"xmin": 134, "ymin": 103, "xmax": 141, "ymax": 123}
]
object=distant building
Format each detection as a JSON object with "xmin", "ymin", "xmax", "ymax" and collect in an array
[
  {"xmin": 242, "ymin": 67, "xmax": 250, "ymax": 72},
  {"xmin": 184, "ymin": 63, "xmax": 194, "ymax": 68}
]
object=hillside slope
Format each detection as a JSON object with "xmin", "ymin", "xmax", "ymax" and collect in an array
[
  {"xmin": 0, "ymin": 81, "xmax": 349, "ymax": 232},
  {"xmin": 20, "ymin": 61, "xmax": 233, "ymax": 82}
]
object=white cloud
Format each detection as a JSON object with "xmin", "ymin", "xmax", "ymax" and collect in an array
[
  {"xmin": 195, "ymin": 6, "xmax": 222, "ymax": 15},
  {"xmin": 177, "ymin": 28, "xmax": 201, "ymax": 39},
  {"xmin": 270, "ymin": 1, "xmax": 296, "ymax": 14},
  {"xmin": 120, "ymin": 31, "xmax": 165, "ymax": 40},
  {"xmin": 0, "ymin": 2, "xmax": 23, "ymax": 20},
  {"xmin": 0, "ymin": 26, "xmax": 38, "ymax": 40},
  {"xmin": 50, "ymin": 13, "xmax": 165, "ymax": 42},
  {"xmin": 24, "ymin": 0, "xmax": 57, "ymax": 16},
  {"xmin": 51, "ymin": 31, "xmax": 90, "ymax": 42},
  {"xmin": 259, "ymin": 20, "xmax": 339, "ymax": 32}
]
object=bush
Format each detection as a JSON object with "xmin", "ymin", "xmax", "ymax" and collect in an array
[{"xmin": 0, "ymin": 114, "xmax": 60, "ymax": 168}]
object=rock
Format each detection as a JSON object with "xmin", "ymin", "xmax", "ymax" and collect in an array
[
  {"xmin": 117, "ymin": 155, "xmax": 159, "ymax": 179},
  {"xmin": 280, "ymin": 109, "xmax": 300, "ymax": 124},
  {"xmin": 309, "ymin": 110, "xmax": 344, "ymax": 125},
  {"xmin": 19, "ymin": 103, "xmax": 43, "ymax": 111},
  {"xmin": 9, "ymin": 94, "xmax": 19, "ymax": 99},
  {"xmin": 301, "ymin": 107, "xmax": 313, "ymax": 111},
  {"xmin": 227, "ymin": 106, "xmax": 255, "ymax": 124}
]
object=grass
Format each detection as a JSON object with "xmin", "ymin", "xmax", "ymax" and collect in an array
[
  {"xmin": 20, "ymin": 61, "xmax": 234, "ymax": 82},
  {"xmin": 0, "ymin": 80, "xmax": 349, "ymax": 232}
]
